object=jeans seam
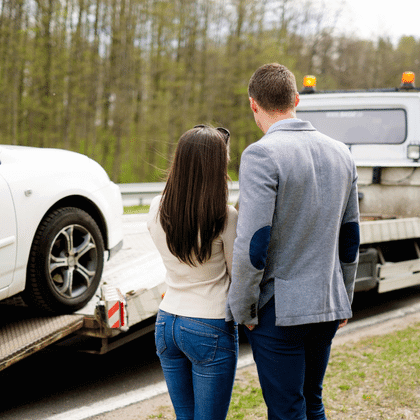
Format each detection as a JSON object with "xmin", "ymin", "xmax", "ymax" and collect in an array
[
  {"xmin": 180, "ymin": 325, "xmax": 218, "ymax": 339},
  {"xmin": 182, "ymin": 317, "xmax": 237, "ymax": 338},
  {"xmin": 217, "ymin": 346, "xmax": 237, "ymax": 354},
  {"xmin": 172, "ymin": 315, "xmax": 182, "ymax": 352}
]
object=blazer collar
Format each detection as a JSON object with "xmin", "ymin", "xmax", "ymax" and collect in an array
[{"xmin": 266, "ymin": 119, "xmax": 316, "ymax": 134}]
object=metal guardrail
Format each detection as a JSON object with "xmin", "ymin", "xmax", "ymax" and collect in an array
[{"xmin": 118, "ymin": 181, "xmax": 240, "ymax": 207}]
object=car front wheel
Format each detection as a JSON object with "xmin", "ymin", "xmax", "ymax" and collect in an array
[{"xmin": 23, "ymin": 207, "xmax": 105, "ymax": 313}]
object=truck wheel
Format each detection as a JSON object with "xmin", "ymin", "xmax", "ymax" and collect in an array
[{"xmin": 23, "ymin": 207, "xmax": 105, "ymax": 313}]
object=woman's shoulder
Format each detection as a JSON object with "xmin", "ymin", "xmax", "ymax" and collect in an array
[
  {"xmin": 151, "ymin": 194, "xmax": 162, "ymax": 206},
  {"xmin": 225, "ymin": 205, "xmax": 238, "ymax": 227},
  {"xmin": 147, "ymin": 195, "xmax": 162, "ymax": 227},
  {"xmin": 150, "ymin": 195, "xmax": 163, "ymax": 211},
  {"xmin": 227, "ymin": 204, "xmax": 238, "ymax": 217}
]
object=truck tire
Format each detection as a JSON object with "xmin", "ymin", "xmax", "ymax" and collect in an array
[{"xmin": 23, "ymin": 207, "xmax": 104, "ymax": 313}]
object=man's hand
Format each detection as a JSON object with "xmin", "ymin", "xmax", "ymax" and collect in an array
[{"xmin": 338, "ymin": 319, "xmax": 348, "ymax": 329}]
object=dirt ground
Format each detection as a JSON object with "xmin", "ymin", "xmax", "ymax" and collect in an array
[{"xmin": 88, "ymin": 309, "xmax": 420, "ymax": 420}]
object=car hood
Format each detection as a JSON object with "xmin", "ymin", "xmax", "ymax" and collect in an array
[
  {"xmin": 0, "ymin": 145, "xmax": 111, "ymax": 189},
  {"xmin": 1, "ymin": 145, "xmax": 89, "ymax": 164}
]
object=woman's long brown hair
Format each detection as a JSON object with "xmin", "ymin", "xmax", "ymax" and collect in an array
[{"xmin": 159, "ymin": 126, "xmax": 229, "ymax": 266}]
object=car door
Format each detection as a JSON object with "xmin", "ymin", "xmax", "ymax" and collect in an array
[{"xmin": 0, "ymin": 173, "xmax": 17, "ymax": 289}]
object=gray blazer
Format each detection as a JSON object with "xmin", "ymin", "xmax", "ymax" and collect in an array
[{"xmin": 226, "ymin": 119, "xmax": 360, "ymax": 326}]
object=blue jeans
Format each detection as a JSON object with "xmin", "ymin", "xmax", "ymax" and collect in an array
[
  {"xmin": 245, "ymin": 298, "xmax": 339, "ymax": 420},
  {"xmin": 155, "ymin": 310, "xmax": 238, "ymax": 420}
]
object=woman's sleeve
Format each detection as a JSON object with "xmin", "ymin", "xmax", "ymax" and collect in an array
[{"xmin": 222, "ymin": 205, "xmax": 238, "ymax": 277}]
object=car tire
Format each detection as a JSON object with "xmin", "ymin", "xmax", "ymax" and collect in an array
[{"xmin": 23, "ymin": 207, "xmax": 105, "ymax": 313}]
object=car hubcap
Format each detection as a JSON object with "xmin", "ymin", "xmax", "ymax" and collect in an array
[{"xmin": 49, "ymin": 224, "xmax": 98, "ymax": 299}]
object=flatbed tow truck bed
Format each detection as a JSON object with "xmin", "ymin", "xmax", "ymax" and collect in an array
[{"xmin": 0, "ymin": 214, "xmax": 166, "ymax": 371}]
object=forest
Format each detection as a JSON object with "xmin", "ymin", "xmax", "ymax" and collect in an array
[{"xmin": 1, "ymin": 0, "xmax": 419, "ymax": 182}]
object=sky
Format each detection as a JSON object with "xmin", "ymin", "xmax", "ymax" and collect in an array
[{"xmin": 333, "ymin": 0, "xmax": 420, "ymax": 44}]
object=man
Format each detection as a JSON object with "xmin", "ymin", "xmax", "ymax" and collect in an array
[{"xmin": 227, "ymin": 63, "xmax": 360, "ymax": 420}]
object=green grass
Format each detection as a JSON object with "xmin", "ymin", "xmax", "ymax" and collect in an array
[
  {"xmin": 124, "ymin": 205, "xmax": 150, "ymax": 214},
  {"xmin": 324, "ymin": 324, "xmax": 420, "ymax": 419},
  {"xmin": 227, "ymin": 372, "xmax": 266, "ymax": 419}
]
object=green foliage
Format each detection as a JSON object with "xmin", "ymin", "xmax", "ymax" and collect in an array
[{"xmin": 0, "ymin": 1, "xmax": 419, "ymax": 182}]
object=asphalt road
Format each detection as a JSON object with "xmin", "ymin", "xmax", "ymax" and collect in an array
[{"xmin": 1, "ymin": 215, "xmax": 420, "ymax": 420}]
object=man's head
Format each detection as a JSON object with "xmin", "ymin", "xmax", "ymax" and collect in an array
[{"xmin": 248, "ymin": 63, "xmax": 298, "ymax": 113}]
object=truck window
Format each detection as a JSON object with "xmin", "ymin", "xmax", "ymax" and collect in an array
[{"xmin": 296, "ymin": 109, "xmax": 407, "ymax": 145}]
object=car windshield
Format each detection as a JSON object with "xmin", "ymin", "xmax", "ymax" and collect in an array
[{"xmin": 296, "ymin": 109, "xmax": 407, "ymax": 145}]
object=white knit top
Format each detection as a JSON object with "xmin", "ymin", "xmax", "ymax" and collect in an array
[{"xmin": 147, "ymin": 195, "xmax": 238, "ymax": 319}]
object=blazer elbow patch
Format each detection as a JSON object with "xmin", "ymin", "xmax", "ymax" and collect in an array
[
  {"xmin": 339, "ymin": 222, "xmax": 360, "ymax": 263},
  {"xmin": 249, "ymin": 226, "xmax": 271, "ymax": 270}
]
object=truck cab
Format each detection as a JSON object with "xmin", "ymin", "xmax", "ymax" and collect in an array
[{"xmin": 297, "ymin": 72, "xmax": 420, "ymax": 293}]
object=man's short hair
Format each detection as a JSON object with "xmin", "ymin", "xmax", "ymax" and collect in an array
[{"xmin": 248, "ymin": 63, "xmax": 298, "ymax": 112}]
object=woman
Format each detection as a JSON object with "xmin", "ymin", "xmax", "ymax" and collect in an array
[{"xmin": 147, "ymin": 125, "xmax": 238, "ymax": 420}]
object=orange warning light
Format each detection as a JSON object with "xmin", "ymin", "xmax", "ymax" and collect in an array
[
  {"xmin": 402, "ymin": 71, "xmax": 415, "ymax": 85},
  {"xmin": 303, "ymin": 75, "xmax": 317, "ymax": 88}
]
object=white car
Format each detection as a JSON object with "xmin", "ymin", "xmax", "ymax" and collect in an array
[{"xmin": 0, "ymin": 145, "xmax": 124, "ymax": 313}]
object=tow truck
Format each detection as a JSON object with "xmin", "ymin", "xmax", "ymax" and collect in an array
[{"xmin": 297, "ymin": 71, "xmax": 420, "ymax": 294}]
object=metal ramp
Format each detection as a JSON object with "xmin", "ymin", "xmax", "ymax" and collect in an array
[{"xmin": 0, "ymin": 306, "xmax": 84, "ymax": 371}]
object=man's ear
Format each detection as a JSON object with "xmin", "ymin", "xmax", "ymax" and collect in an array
[
  {"xmin": 249, "ymin": 97, "xmax": 258, "ymax": 113},
  {"xmin": 294, "ymin": 93, "xmax": 300, "ymax": 108}
]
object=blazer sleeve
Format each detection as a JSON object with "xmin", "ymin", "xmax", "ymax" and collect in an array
[
  {"xmin": 339, "ymin": 162, "xmax": 360, "ymax": 304},
  {"xmin": 226, "ymin": 143, "xmax": 277, "ymax": 325}
]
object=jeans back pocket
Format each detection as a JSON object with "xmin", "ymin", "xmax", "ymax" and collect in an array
[
  {"xmin": 155, "ymin": 322, "xmax": 167, "ymax": 355},
  {"xmin": 180, "ymin": 326, "xmax": 218, "ymax": 364}
]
